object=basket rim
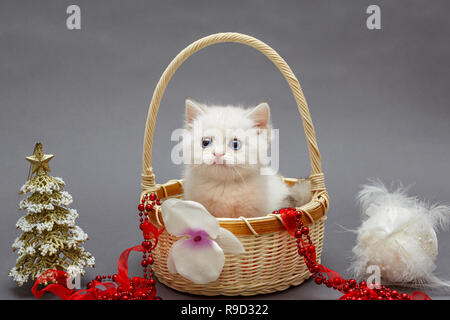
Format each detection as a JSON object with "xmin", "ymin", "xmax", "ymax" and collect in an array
[{"xmin": 143, "ymin": 177, "xmax": 328, "ymax": 236}]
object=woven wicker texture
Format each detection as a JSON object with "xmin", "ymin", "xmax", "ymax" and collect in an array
[
  {"xmin": 154, "ymin": 214, "xmax": 325, "ymax": 296},
  {"xmin": 141, "ymin": 32, "xmax": 329, "ymax": 295}
]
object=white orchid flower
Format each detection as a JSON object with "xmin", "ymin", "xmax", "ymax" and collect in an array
[{"xmin": 161, "ymin": 198, "xmax": 245, "ymax": 284}]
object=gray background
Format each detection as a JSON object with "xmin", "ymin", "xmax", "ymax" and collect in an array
[{"xmin": 1, "ymin": 0, "xmax": 449, "ymax": 300}]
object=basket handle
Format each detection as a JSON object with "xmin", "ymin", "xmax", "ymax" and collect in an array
[{"xmin": 142, "ymin": 32, "xmax": 325, "ymax": 194}]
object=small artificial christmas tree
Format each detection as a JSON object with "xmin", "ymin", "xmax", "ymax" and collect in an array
[{"xmin": 9, "ymin": 143, "xmax": 94, "ymax": 286}]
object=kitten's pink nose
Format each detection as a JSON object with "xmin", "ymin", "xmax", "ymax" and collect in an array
[{"xmin": 213, "ymin": 152, "xmax": 224, "ymax": 158}]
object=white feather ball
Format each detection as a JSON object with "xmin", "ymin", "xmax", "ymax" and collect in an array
[{"xmin": 350, "ymin": 180, "xmax": 450, "ymax": 287}]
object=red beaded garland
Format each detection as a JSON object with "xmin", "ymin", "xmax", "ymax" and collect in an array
[
  {"xmin": 81, "ymin": 192, "xmax": 162, "ymax": 300},
  {"xmin": 272, "ymin": 207, "xmax": 418, "ymax": 300},
  {"xmin": 137, "ymin": 193, "xmax": 159, "ymax": 297}
]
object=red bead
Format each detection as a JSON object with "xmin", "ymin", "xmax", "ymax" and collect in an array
[
  {"xmin": 112, "ymin": 274, "xmax": 118, "ymax": 282},
  {"xmin": 314, "ymin": 277, "xmax": 323, "ymax": 285},
  {"xmin": 359, "ymin": 281, "xmax": 367, "ymax": 288},
  {"xmin": 301, "ymin": 226, "xmax": 309, "ymax": 235},
  {"xmin": 95, "ymin": 275, "xmax": 102, "ymax": 281},
  {"xmin": 147, "ymin": 257, "xmax": 154, "ymax": 265},
  {"xmin": 307, "ymin": 245, "xmax": 315, "ymax": 253},
  {"xmin": 145, "ymin": 204, "xmax": 153, "ymax": 212},
  {"xmin": 149, "ymin": 194, "xmax": 156, "ymax": 201},
  {"xmin": 348, "ymin": 279, "xmax": 357, "ymax": 288},
  {"xmin": 294, "ymin": 230, "xmax": 302, "ymax": 238},
  {"xmin": 333, "ymin": 277, "xmax": 342, "ymax": 286},
  {"xmin": 312, "ymin": 265, "xmax": 321, "ymax": 273},
  {"xmin": 141, "ymin": 260, "xmax": 149, "ymax": 267},
  {"xmin": 142, "ymin": 240, "xmax": 152, "ymax": 249},
  {"xmin": 367, "ymin": 289, "xmax": 377, "ymax": 299},
  {"xmin": 138, "ymin": 204, "xmax": 145, "ymax": 212},
  {"xmin": 342, "ymin": 284, "xmax": 350, "ymax": 293},
  {"xmin": 400, "ymin": 293, "xmax": 409, "ymax": 300}
]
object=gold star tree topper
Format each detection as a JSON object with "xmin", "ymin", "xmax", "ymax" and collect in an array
[{"xmin": 26, "ymin": 142, "xmax": 54, "ymax": 176}]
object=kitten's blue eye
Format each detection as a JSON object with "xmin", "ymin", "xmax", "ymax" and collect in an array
[
  {"xmin": 229, "ymin": 138, "xmax": 241, "ymax": 150},
  {"xmin": 201, "ymin": 137, "xmax": 212, "ymax": 148}
]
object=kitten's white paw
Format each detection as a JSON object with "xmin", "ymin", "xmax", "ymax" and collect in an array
[{"xmin": 288, "ymin": 179, "xmax": 312, "ymax": 207}]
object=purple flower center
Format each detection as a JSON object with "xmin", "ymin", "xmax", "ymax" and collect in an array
[{"xmin": 182, "ymin": 229, "xmax": 212, "ymax": 248}]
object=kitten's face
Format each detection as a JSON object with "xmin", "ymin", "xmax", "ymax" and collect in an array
[{"xmin": 183, "ymin": 99, "xmax": 271, "ymax": 180}]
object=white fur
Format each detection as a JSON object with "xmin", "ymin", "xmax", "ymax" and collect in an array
[
  {"xmin": 182, "ymin": 99, "xmax": 311, "ymax": 218},
  {"xmin": 350, "ymin": 180, "xmax": 450, "ymax": 288}
]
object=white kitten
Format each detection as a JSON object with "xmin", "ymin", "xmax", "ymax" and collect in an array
[{"xmin": 182, "ymin": 99, "xmax": 311, "ymax": 218}]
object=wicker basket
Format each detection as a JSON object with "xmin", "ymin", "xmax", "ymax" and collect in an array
[{"xmin": 140, "ymin": 32, "xmax": 329, "ymax": 296}]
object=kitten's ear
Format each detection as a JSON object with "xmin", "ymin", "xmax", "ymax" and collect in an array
[
  {"xmin": 185, "ymin": 98, "xmax": 206, "ymax": 124},
  {"xmin": 247, "ymin": 102, "xmax": 270, "ymax": 128}
]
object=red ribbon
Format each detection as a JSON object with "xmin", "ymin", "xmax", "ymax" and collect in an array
[
  {"xmin": 32, "ymin": 220, "xmax": 164, "ymax": 300},
  {"xmin": 141, "ymin": 220, "xmax": 164, "ymax": 245},
  {"xmin": 31, "ymin": 245, "xmax": 155, "ymax": 300},
  {"xmin": 278, "ymin": 208, "xmax": 298, "ymax": 237}
]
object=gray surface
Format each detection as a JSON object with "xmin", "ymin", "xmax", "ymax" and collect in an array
[{"xmin": 1, "ymin": 0, "xmax": 449, "ymax": 300}]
